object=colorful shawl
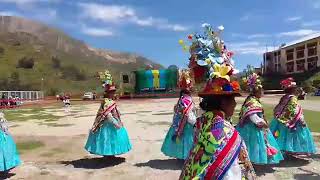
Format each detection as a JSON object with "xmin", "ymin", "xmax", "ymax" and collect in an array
[
  {"xmin": 180, "ymin": 111, "xmax": 255, "ymax": 180},
  {"xmin": 172, "ymin": 95, "xmax": 194, "ymax": 137},
  {"xmin": 91, "ymin": 98, "xmax": 120, "ymax": 133},
  {"xmin": 238, "ymin": 96, "xmax": 263, "ymax": 126},
  {"xmin": 0, "ymin": 112, "xmax": 8, "ymax": 134},
  {"xmin": 274, "ymin": 95, "xmax": 305, "ymax": 129},
  {"xmin": 239, "ymin": 96, "xmax": 278, "ymax": 157}
]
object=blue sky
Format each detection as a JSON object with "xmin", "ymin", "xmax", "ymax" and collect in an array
[{"xmin": 1, "ymin": 0, "xmax": 320, "ymax": 70}]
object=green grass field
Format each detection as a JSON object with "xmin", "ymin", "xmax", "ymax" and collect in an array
[{"xmin": 233, "ymin": 103, "xmax": 320, "ymax": 132}]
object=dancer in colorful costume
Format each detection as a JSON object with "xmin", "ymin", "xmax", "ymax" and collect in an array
[
  {"xmin": 270, "ymin": 78, "xmax": 316, "ymax": 155},
  {"xmin": 179, "ymin": 24, "xmax": 256, "ymax": 180},
  {"xmin": 85, "ymin": 71, "xmax": 132, "ymax": 156},
  {"xmin": 236, "ymin": 72, "xmax": 283, "ymax": 165},
  {"xmin": 161, "ymin": 69, "xmax": 197, "ymax": 159},
  {"xmin": 0, "ymin": 111, "xmax": 21, "ymax": 174}
]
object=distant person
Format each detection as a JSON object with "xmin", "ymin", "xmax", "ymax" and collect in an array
[
  {"xmin": 270, "ymin": 78, "xmax": 316, "ymax": 155},
  {"xmin": 0, "ymin": 111, "xmax": 21, "ymax": 175},
  {"xmin": 85, "ymin": 73, "xmax": 132, "ymax": 158},
  {"xmin": 161, "ymin": 71, "xmax": 196, "ymax": 160},
  {"xmin": 56, "ymin": 95, "xmax": 60, "ymax": 101},
  {"xmin": 236, "ymin": 73, "xmax": 283, "ymax": 165}
]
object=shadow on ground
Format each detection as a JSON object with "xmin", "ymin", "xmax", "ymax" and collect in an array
[
  {"xmin": 0, "ymin": 172, "xmax": 16, "ymax": 179},
  {"xmin": 294, "ymin": 168, "xmax": 320, "ymax": 180},
  {"xmin": 60, "ymin": 156, "xmax": 125, "ymax": 169},
  {"xmin": 135, "ymin": 159, "xmax": 184, "ymax": 170},
  {"xmin": 254, "ymin": 165, "xmax": 275, "ymax": 176},
  {"xmin": 277, "ymin": 155, "xmax": 311, "ymax": 167}
]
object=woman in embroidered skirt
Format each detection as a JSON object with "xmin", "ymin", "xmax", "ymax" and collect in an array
[
  {"xmin": 0, "ymin": 111, "xmax": 21, "ymax": 174},
  {"xmin": 236, "ymin": 73, "xmax": 283, "ymax": 165},
  {"xmin": 161, "ymin": 69, "xmax": 197, "ymax": 160},
  {"xmin": 85, "ymin": 73, "xmax": 132, "ymax": 156},
  {"xmin": 270, "ymin": 78, "xmax": 316, "ymax": 155},
  {"xmin": 179, "ymin": 24, "xmax": 256, "ymax": 180}
]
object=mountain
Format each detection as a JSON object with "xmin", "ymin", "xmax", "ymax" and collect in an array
[{"xmin": 0, "ymin": 16, "xmax": 163, "ymax": 94}]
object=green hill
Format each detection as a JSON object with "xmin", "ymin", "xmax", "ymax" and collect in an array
[{"xmin": 0, "ymin": 16, "xmax": 163, "ymax": 95}]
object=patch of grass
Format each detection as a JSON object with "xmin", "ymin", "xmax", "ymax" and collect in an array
[{"xmin": 17, "ymin": 140, "xmax": 45, "ymax": 153}]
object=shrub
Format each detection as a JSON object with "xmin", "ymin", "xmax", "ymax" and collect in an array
[
  {"xmin": 51, "ymin": 56, "xmax": 61, "ymax": 69},
  {"xmin": 61, "ymin": 65, "xmax": 87, "ymax": 81},
  {"xmin": 47, "ymin": 87, "xmax": 60, "ymax": 96},
  {"xmin": 17, "ymin": 57, "xmax": 35, "ymax": 69},
  {"xmin": 0, "ymin": 47, "xmax": 4, "ymax": 54}
]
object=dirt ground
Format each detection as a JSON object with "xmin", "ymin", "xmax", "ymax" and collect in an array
[{"xmin": 3, "ymin": 97, "xmax": 320, "ymax": 180}]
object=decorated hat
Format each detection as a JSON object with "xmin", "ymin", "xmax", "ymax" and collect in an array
[
  {"xmin": 243, "ymin": 72, "xmax": 263, "ymax": 92},
  {"xmin": 280, "ymin": 77, "xmax": 297, "ymax": 90},
  {"xmin": 178, "ymin": 69, "xmax": 193, "ymax": 91},
  {"xmin": 179, "ymin": 23, "xmax": 240, "ymax": 97},
  {"xmin": 97, "ymin": 70, "xmax": 116, "ymax": 92}
]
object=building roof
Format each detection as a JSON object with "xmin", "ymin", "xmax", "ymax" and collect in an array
[{"xmin": 282, "ymin": 32, "xmax": 320, "ymax": 48}]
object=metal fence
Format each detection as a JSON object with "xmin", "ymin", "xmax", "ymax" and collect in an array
[{"xmin": 0, "ymin": 91, "xmax": 44, "ymax": 100}]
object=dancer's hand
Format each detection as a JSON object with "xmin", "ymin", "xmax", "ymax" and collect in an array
[{"xmin": 257, "ymin": 122, "xmax": 268, "ymax": 128}]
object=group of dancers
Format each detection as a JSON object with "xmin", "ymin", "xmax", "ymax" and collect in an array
[{"xmin": 0, "ymin": 24, "xmax": 317, "ymax": 180}]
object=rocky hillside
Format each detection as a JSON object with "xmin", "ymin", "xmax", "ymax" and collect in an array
[{"xmin": 0, "ymin": 16, "xmax": 163, "ymax": 94}]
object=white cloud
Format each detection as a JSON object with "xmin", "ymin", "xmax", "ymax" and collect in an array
[
  {"xmin": 229, "ymin": 41, "xmax": 274, "ymax": 55},
  {"xmin": 0, "ymin": 11, "xmax": 19, "ymax": 16},
  {"xmin": 285, "ymin": 16, "xmax": 302, "ymax": 22},
  {"xmin": 82, "ymin": 27, "xmax": 114, "ymax": 37},
  {"xmin": 79, "ymin": 3, "xmax": 135, "ymax": 23},
  {"xmin": 277, "ymin": 29, "xmax": 319, "ymax": 37},
  {"xmin": 232, "ymin": 33, "xmax": 270, "ymax": 39},
  {"xmin": 78, "ymin": 3, "xmax": 188, "ymax": 32},
  {"xmin": 302, "ymin": 20, "xmax": 320, "ymax": 27},
  {"xmin": 247, "ymin": 34, "xmax": 270, "ymax": 39},
  {"xmin": 0, "ymin": 0, "xmax": 59, "ymax": 6}
]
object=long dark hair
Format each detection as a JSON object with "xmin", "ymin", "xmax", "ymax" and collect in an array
[
  {"xmin": 199, "ymin": 95, "xmax": 235, "ymax": 111},
  {"xmin": 180, "ymin": 89, "xmax": 191, "ymax": 97}
]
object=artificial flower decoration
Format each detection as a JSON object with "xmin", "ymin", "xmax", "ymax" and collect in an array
[
  {"xmin": 231, "ymin": 81, "xmax": 240, "ymax": 91},
  {"xmin": 243, "ymin": 72, "xmax": 263, "ymax": 92},
  {"xmin": 280, "ymin": 77, "xmax": 297, "ymax": 89},
  {"xmin": 210, "ymin": 64, "xmax": 232, "ymax": 81},
  {"xmin": 181, "ymin": 23, "xmax": 241, "ymax": 96},
  {"xmin": 179, "ymin": 69, "xmax": 193, "ymax": 90}
]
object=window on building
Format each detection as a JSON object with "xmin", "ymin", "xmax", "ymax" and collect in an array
[
  {"xmin": 286, "ymin": 62, "xmax": 294, "ymax": 73},
  {"xmin": 286, "ymin": 49, "xmax": 294, "ymax": 61},
  {"xmin": 296, "ymin": 45, "xmax": 305, "ymax": 59},
  {"xmin": 122, "ymin": 75, "xmax": 129, "ymax": 83},
  {"xmin": 307, "ymin": 56, "xmax": 318, "ymax": 71},
  {"xmin": 274, "ymin": 64, "xmax": 281, "ymax": 72},
  {"xmin": 307, "ymin": 42, "xmax": 317, "ymax": 57},
  {"xmin": 296, "ymin": 60, "xmax": 305, "ymax": 71},
  {"xmin": 266, "ymin": 53, "xmax": 271, "ymax": 61}
]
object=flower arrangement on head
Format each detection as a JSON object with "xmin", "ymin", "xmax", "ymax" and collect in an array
[
  {"xmin": 179, "ymin": 69, "xmax": 193, "ymax": 91},
  {"xmin": 97, "ymin": 70, "xmax": 116, "ymax": 92},
  {"xmin": 179, "ymin": 23, "xmax": 240, "ymax": 97},
  {"xmin": 280, "ymin": 77, "xmax": 297, "ymax": 90},
  {"xmin": 242, "ymin": 72, "xmax": 263, "ymax": 93}
]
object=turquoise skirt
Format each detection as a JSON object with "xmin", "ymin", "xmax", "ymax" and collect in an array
[
  {"xmin": 85, "ymin": 121, "xmax": 132, "ymax": 156},
  {"xmin": 236, "ymin": 121, "xmax": 284, "ymax": 164},
  {"xmin": 0, "ymin": 131, "xmax": 21, "ymax": 172},
  {"xmin": 161, "ymin": 123, "xmax": 194, "ymax": 160},
  {"xmin": 270, "ymin": 118, "xmax": 316, "ymax": 154}
]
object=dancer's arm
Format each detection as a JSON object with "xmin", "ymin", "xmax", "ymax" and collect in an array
[{"xmin": 248, "ymin": 114, "xmax": 267, "ymax": 128}]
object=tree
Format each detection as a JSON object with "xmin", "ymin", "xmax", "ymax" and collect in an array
[
  {"xmin": 17, "ymin": 57, "xmax": 35, "ymax": 69},
  {"xmin": 61, "ymin": 65, "xmax": 87, "ymax": 81},
  {"xmin": 51, "ymin": 56, "xmax": 61, "ymax": 69},
  {"xmin": 0, "ymin": 46, "xmax": 4, "ymax": 55},
  {"xmin": 8, "ymin": 71, "xmax": 21, "ymax": 90}
]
